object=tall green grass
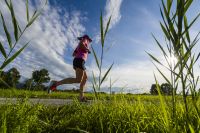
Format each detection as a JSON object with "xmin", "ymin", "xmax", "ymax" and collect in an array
[
  {"xmin": 148, "ymin": 0, "xmax": 200, "ymax": 131},
  {"xmin": 0, "ymin": 96, "xmax": 199, "ymax": 133},
  {"xmin": 92, "ymin": 12, "xmax": 113, "ymax": 99},
  {"xmin": 0, "ymin": 0, "xmax": 46, "ymax": 87},
  {"xmin": 0, "ymin": 88, "xmax": 169, "ymax": 102}
]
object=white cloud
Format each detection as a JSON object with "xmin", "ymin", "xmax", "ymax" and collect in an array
[
  {"xmin": 94, "ymin": 0, "xmax": 123, "ymax": 43},
  {"xmin": 104, "ymin": 0, "xmax": 123, "ymax": 29},
  {"xmin": 108, "ymin": 62, "xmax": 167, "ymax": 93},
  {"xmin": 0, "ymin": 0, "xmax": 85, "ymax": 88}
]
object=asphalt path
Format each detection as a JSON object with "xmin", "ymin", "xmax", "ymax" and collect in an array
[{"xmin": 0, "ymin": 98, "xmax": 90, "ymax": 106}]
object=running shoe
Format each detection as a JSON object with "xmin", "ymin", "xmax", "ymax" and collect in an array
[
  {"xmin": 79, "ymin": 97, "xmax": 87, "ymax": 102},
  {"xmin": 48, "ymin": 81, "xmax": 57, "ymax": 94}
]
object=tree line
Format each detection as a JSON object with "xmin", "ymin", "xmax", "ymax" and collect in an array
[
  {"xmin": 0, "ymin": 67, "xmax": 50, "ymax": 91},
  {"xmin": 150, "ymin": 83, "xmax": 200, "ymax": 95},
  {"xmin": 0, "ymin": 67, "xmax": 179, "ymax": 95},
  {"xmin": 150, "ymin": 83, "xmax": 172, "ymax": 95}
]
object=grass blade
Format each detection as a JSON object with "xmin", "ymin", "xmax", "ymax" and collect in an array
[
  {"xmin": 26, "ymin": 0, "xmax": 30, "ymax": 22},
  {"xmin": 92, "ymin": 71, "xmax": 97, "ymax": 88},
  {"xmin": 1, "ymin": 42, "xmax": 29, "ymax": 70},
  {"xmin": 191, "ymin": 32, "xmax": 200, "ymax": 47},
  {"xmin": 0, "ymin": 41, "xmax": 7, "ymax": 58},
  {"xmin": 162, "ymin": 0, "xmax": 169, "ymax": 19},
  {"xmin": 32, "ymin": 10, "xmax": 37, "ymax": 18},
  {"xmin": 188, "ymin": 124, "xmax": 195, "ymax": 133},
  {"xmin": 17, "ymin": 21, "xmax": 22, "ymax": 34},
  {"xmin": 160, "ymin": 7, "xmax": 167, "ymax": 28},
  {"xmin": 181, "ymin": 35, "xmax": 189, "ymax": 52},
  {"xmin": 0, "ymin": 77, "xmax": 11, "ymax": 88},
  {"xmin": 184, "ymin": 0, "xmax": 193, "ymax": 15},
  {"xmin": 26, "ymin": 12, "xmax": 40, "ymax": 28},
  {"xmin": 167, "ymin": 0, "xmax": 172, "ymax": 13},
  {"xmin": 0, "ymin": 12, "xmax": 12, "ymax": 48},
  {"xmin": 194, "ymin": 52, "xmax": 200, "ymax": 64},
  {"xmin": 146, "ymin": 52, "xmax": 162, "ymax": 65},
  {"xmin": 100, "ymin": 12, "xmax": 104, "ymax": 48},
  {"xmin": 154, "ymin": 74, "xmax": 169, "ymax": 129},
  {"xmin": 101, "ymin": 63, "xmax": 114, "ymax": 84},
  {"xmin": 155, "ymin": 65, "xmax": 171, "ymax": 85},
  {"xmin": 169, "ymin": 22, "xmax": 177, "ymax": 44},
  {"xmin": 160, "ymin": 22, "xmax": 170, "ymax": 40},
  {"xmin": 91, "ymin": 46, "xmax": 100, "ymax": 70},
  {"xmin": 182, "ymin": 12, "xmax": 200, "ymax": 36},
  {"xmin": 92, "ymin": 82, "xmax": 98, "ymax": 98},
  {"xmin": 186, "ymin": 55, "xmax": 195, "ymax": 78},
  {"xmin": 152, "ymin": 34, "xmax": 167, "ymax": 57},
  {"xmin": 160, "ymin": 8, "xmax": 175, "ymax": 44},
  {"xmin": 174, "ymin": 47, "xmax": 190, "ymax": 70},
  {"xmin": 9, "ymin": 1, "xmax": 19, "ymax": 41},
  {"xmin": 4, "ymin": 0, "xmax": 10, "ymax": 9},
  {"xmin": 92, "ymin": 71, "xmax": 99, "ymax": 97},
  {"xmin": 184, "ymin": 16, "xmax": 190, "ymax": 43},
  {"xmin": 104, "ymin": 16, "xmax": 111, "ymax": 39}
]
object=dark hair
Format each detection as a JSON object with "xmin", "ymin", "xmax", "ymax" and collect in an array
[{"xmin": 77, "ymin": 34, "xmax": 92, "ymax": 42}]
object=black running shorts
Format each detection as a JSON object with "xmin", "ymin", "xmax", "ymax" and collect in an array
[{"xmin": 73, "ymin": 58, "xmax": 86, "ymax": 70}]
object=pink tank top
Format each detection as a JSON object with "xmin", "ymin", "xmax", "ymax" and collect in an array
[{"xmin": 74, "ymin": 43, "xmax": 89, "ymax": 61}]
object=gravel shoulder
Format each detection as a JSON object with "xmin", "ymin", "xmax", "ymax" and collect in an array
[{"xmin": 0, "ymin": 98, "xmax": 84, "ymax": 106}]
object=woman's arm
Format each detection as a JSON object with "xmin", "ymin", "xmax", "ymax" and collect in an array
[
  {"xmin": 72, "ymin": 48, "xmax": 77, "ymax": 57},
  {"xmin": 79, "ymin": 43, "xmax": 90, "ymax": 52}
]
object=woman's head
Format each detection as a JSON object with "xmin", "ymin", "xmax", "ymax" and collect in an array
[{"xmin": 78, "ymin": 34, "xmax": 92, "ymax": 44}]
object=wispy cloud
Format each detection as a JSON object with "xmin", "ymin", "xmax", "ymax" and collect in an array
[
  {"xmin": 104, "ymin": 0, "xmax": 123, "ymax": 29},
  {"xmin": 88, "ymin": 56, "xmax": 171, "ymax": 93},
  {"xmin": 94, "ymin": 0, "xmax": 123, "ymax": 43},
  {"xmin": 0, "ymin": 0, "xmax": 85, "ymax": 85}
]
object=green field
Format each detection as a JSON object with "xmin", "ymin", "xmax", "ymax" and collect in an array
[
  {"xmin": 0, "ymin": 89, "xmax": 199, "ymax": 133},
  {"xmin": 0, "ymin": 88, "xmax": 182, "ymax": 102},
  {"xmin": 0, "ymin": 89, "xmax": 85, "ymax": 99},
  {"xmin": 0, "ymin": 89, "xmax": 119, "ymax": 100}
]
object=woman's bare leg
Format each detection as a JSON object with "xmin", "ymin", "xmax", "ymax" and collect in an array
[
  {"xmin": 56, "ymin": 68, "xmax": 84, "ymax": 86},
  {"xmin": 52, "ymin": 68, "xmax": 88, "ymax": 100},
  {"xmin": 79, "ymin": 71, "xmax": 87, "ymax": 98}
]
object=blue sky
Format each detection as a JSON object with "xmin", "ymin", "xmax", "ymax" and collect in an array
[{"xmin": 0, "ymin": 0, "xmax": 200, "ymax": 93}]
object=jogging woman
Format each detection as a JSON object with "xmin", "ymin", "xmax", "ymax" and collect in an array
[{"xmin": 48, "ymin": 34, "xmax": 92, "ymax": 102}]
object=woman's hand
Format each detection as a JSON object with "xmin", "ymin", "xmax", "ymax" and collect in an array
[{"xmin": 72, "ymin": 49, "xmax": 77, "ymax": 57}]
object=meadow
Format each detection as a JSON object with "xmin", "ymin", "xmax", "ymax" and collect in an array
[
  {"xmin": 0, "ymin": 89, "xmax": 199, "ymax": 133},
  {"xmin": 0, "ymin": 88, "xmax": 184, "ymax": 102},
  {"xmin": 0, "ymin": 88, "xmax": 164, "ymax": 101}
]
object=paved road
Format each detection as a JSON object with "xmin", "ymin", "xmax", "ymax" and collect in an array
[{"xmin": 0, "ymin": 98, "xmax": 87, "ymax": 106}]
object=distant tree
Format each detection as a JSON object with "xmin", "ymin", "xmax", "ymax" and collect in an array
[
  {"xmin": 161, "ymin": 83, "xmax": 172, "ymax": 95},
  {"xmin": 150, "ymin": 83, "xmax": 172, "ymax": 95},
  {"xmin": 0, "ymin": 68, "xmax": 20, "ymax": 88},
  {"xmin": 150, "ymin": 84, "xmax": 159, "ymax": 95},
  {"xmin": 0, "ymin": 71, "xmax": 9, "ymax": 88},
  {"xmin": 6, "ymin": 67, "xmax": 21, "ymax": 87},
  {"xmin": 24, "ymin": 78, "xmax": 34, "ymax": 90},
  {"xmin": 32, "ymin": 69, "xmax": 50, "ymax": 90},
  {"xmin": 16, "ymin": 82, "xmax": 25, "ymax": 89}
]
